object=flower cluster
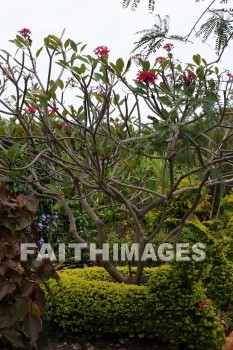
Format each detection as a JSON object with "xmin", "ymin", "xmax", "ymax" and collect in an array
[
  {"xmin": 18, "ymin": 28, "xmax": 31, "ymax": 38},
  {"xmin": 198, "ymin": 298, "xmax": 211, "ymax": 310},
  {"xmin": 38, "ymin": 212, "xmax": 58, "ymax": 232},
  {"xmin": 27, "ymin": 106, "xmax": 36, "ymax": 114},
  {"xmin": 198, "ymin": 301, "xmax": 207, "ymax": 310},
  {"xmin": 155, "ymin": 56, "xmax": 166, "ymax": 63},
  {"xmin": 38, "ymin": 237, "xmax": 44, "ymax": 248},
  {"xmin": 137, "ymin": 70, "xmax": 157, "ymax": 85},
  {"xmin": 227, "ymin": 72, "xmax": 233, "ymax": 79},
  {"xmin": 131, "ymin": 53, "xmax": 146, "ymax": 65},
  {"xmin": 163, "ymin": 43, "xmax": 174, "ymax": 52},
  {"xmin": 183, "ymin": 71, "xmax": 197, "ymax": 86},
  {"xmin": 94, "ymin": 46, "xmax": 110, "ymax": 57}
]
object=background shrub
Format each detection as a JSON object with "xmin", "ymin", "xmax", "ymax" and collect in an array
[{"xmin": 45, "ymin": 266, "xmax": 225, "ymax": 349}]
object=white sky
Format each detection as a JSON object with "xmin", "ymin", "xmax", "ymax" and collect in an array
[{"xmin": 0, "ymin": 0, "xmax": 232, "ymax": 70}]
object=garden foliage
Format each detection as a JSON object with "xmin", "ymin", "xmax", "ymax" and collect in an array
[
  {"xmin": 45, "ymin": 266, "xmax": 225, "ymax": 349},
  {"xmin": 0, "ymin": 181, "xmax": 55, "ymax": 349}
]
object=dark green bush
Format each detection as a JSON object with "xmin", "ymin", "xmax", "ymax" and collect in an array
[
  {"xmin": 204, "ymin": 253, "xmax": 233, "ymax": 312},
  {"xmin": 180, "ymin": 221, "xmax": 233, "ymax": 313},
  {"xmin": 45, "ymin": 266, "xmax": 225, "ymax": 349},
  {"xmin": 148, "ymin": 264, "xmax": 225, "ymax": 349}
]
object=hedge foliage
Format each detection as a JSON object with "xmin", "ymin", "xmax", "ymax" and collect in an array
[{"xmin": 45, "ymin": 266, "xmax": 225, "ymax": 349}]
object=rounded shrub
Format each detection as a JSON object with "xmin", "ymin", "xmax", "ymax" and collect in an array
[
  {"xmin": 45, "ymin": 266, "xmax": 225, "ymax": 349},
  {"xmin": 148, "ymin": 264, "xmax": 225, "ymax": 349},
  {"xmin": 46, "ymin": 271, "xmax": 152, "ymax": 339}
]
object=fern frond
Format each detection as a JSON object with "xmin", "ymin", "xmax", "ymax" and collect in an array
[
  {"xmin": 122, "ymin": 0, "xmax": 156, "ymax": 13},
  {"xmin": 196, "ymin": 11, "xmax": 233, "ymax": 54},
  {"xmin": 122, "ymin": 0, "xmax": 132, "ymax": 9},
  {"xmin": 132, "ymin": 15, "xmax": 185, "ymax": 56}
]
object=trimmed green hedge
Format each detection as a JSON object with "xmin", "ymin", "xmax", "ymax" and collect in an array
[
  {"xmin": 59, "ymin": 265, "xmax": 155, "ymax": 283},
  {"xmin": 45, "ymin": 266, "xmax": 225, "ymax": 349},
  {"xmin": 148, "ymin": 264, "xmax": 225, "ymax": 349}
]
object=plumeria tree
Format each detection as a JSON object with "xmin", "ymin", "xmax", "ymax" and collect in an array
[{"xmin": 0, "ymin": 29, "xmax": 233, "ymax": 284}]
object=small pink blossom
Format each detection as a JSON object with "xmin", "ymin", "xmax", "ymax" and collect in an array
[
  {"xmin": 27, "ymin": 106, "xmax": 36, "ymax": 114},
  {"xmin": 155, "ymin": 56, "xmax": 165, "ymax": 63},
  {"xmin": 183, "ymin": 71, "xmax": 197, "ymax": 86},
  {"xmin": 227, "ymin": 72, "xmax": 233, "ymax": 79},
  {"xmin": 131, "ymin": 53, "xmax": 146, "ymax": 65},
  {"xmin": 163, "ymin": 43, "xmax": 174, "ymax": 52},
  {"xmin": 187, "ymin": 71, "xmax": 197, "ymax": 80},
  {"xmin": 49, "ymin": 107, "xmax": 59, "ymax": 114},
  {"xmin": 137, "ymin": 70, "xmax": 158, "ymax": 84},
  {"xmin": 18, "ymin": 28, "xmax": 31, "ymax": 38},
  {"xmin": 198, "ymin": 301, "xmax": 207, "ymax": 310},
  {"xmin": 94, "ymin": 46, "xmax": 110, "ymax": 57},
  {"xmin": 63, "ymin": 122, "xmax": 70, "ymax": 128}
]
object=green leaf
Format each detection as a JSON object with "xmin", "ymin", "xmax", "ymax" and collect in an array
[
  {"xmin": 80, "ymin": 63, "xmax": 86, "ymax": 74},
  {"xmin": 64, "ymin": 39, "xmax": 70, "ymax": 49},
  {"xmin": 1, "ymin": 49, "xmax": 11, "ymax": 56},
  {"xmin": 53, "ymin": 201, "xmax": 65, "ymax": 210},
  {"xmin": 36, "ymin": 47, "xmax": 43, "ymax": 58},
  {"xmin": 70, "ymin": 40, "xmax": 77, "ymax": 52},
  {"xmin": 115, "ymin": 58, "xmax": 124, "ymax": 76},
  {"xmin": 113, "ymin": 94, "xmax": 120, "ymax": 105},
  {"xmin": 193, "ymin": 54, "xmax": 201, "ymax": 66},
  {"xmin": 50, "ymin": 35, "xmax": 62, "ymax": 48},
  {"xmin": 206, "ymin": 91, "xmax": 219, "ymax": 103},
  {"xmin": 176, "ymin": 64, "xmax": 182, "ymax": 72},
  {"xmin": 141, "ymin": 60, "xmax": 150, "ymax": 71},
  {"xmin": 202, "ymin": 58, "xmax": 207, "ymax": 65},
  {"xmin": 44, "ymin": 184, "xmax": 62, "ymax": 195},
  {"xmin": 8, "ymin": 143, "xmax": 20, "ymax": 160},
  {"xmin": 94, "ymin": 72, "xmax": 105, "ymax": 83},
  {"xmin": 76, "ymin": 55, "xmax": 89, "ymax": 64},
  {"xmin": 80, "ymin": 44, "xmax": 87, "ymax": 52},
  {"xmin": 196, "ymin": 66, "xmax": 205, "ymax": 80},
  {"xmin": 158, "ymin": 96, "xmax": 172, "ymax": 108},
  {"xmin": 123, "ymin": 58, "xmax": 132, "ymax": 75},
  {"xmin": 57, "ymin": 79, "xmax": 64, "ymax": 89}
]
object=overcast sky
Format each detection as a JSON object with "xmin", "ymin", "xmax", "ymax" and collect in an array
[{"xmin": 0, "ymin": 0, "xmax": 232, "ymax": 70}]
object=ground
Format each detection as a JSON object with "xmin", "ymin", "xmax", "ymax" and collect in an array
[
  {"xmin": 48, "ymin": 332, "xmax": 233, "ymax": 350},
  {"xmin": 48, "ymin": 338, "xmax": 168, "ymax": 350}
]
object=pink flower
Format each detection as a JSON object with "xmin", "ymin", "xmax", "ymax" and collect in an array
[
  {"xmin": 155, "ymin": 56, "xmax": 165, "ymax": 63},
  {"xmin": 187, "ymin": 71, "xmax": 197, "ymax": 80},
  {"xmin": 137, "ymin": 70, "xmax": 157, "ymax": 84},
  {"xmin": 198, "ymin": 301, "xmax": 207, "ymax": 310},
  {"xmin": 131, "ymin": 53, "xmax": 146, "ymax": 65},
  {"xmin": 227, "ymin": 72, "xmax": 233, "ymax": 79},
  {"xmin": 49, "ymin": 107, "xmax": 59, "ymax": 114},
  {"xmin": 163, "ymin": 43, "xmax": 174, "ymax": 52},
  {"xmin": 63, "ymin": 122, "xmax": 70, "ymax": 128},
  {"xmin": 183, "ymin": 71, "xmax": 197, "ymax": 86},
  {"xmin": 18, "ymin": 28, "xmax": 31, "ymax": 38},
  {"xmin": 27, "ymin": 106, "xmax": 36, "ymax": 114},
  {"xmin": 94, "ymin": 46, "xmax": 110, "ymax": 57}
]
